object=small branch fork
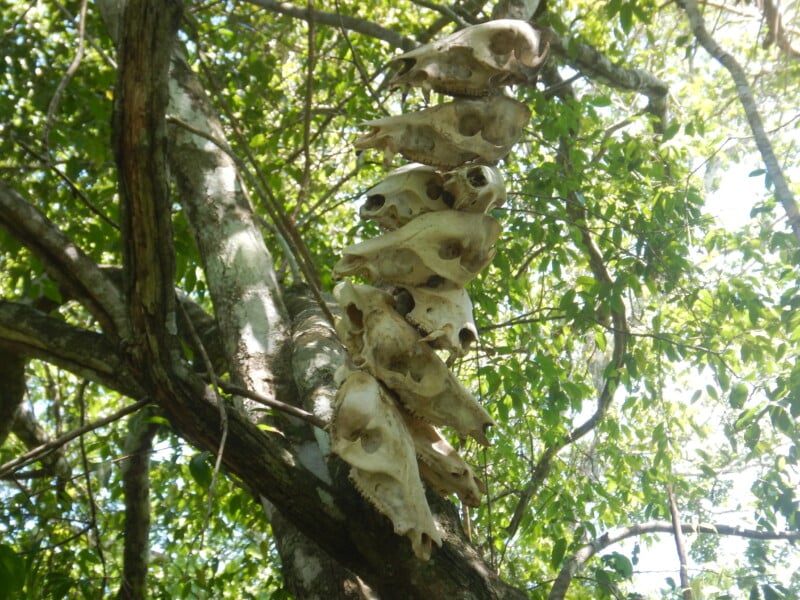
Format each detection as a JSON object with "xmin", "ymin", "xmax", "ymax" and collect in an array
[
  {"xmin": 547, "ymin": 519, "xmax": 800, "ymax": 600},
  {"xmin": 678, "ymin": 0, "xmax": 800, "ymax": 246},
  {"xmin": 667, "ymin": 484, "xmax": 692, "ymax": 600},
  {"xmin": 0, "ymin": 400, "xmax": 150, "ymax": 479}
]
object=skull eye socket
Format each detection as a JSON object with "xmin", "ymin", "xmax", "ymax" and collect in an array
[
  {"xmin": 441, "ymin": 189, "xmax": 455, "ymax": 208},
  {"xmin": 364, "ymin": 194, "xmax": 386, "ymax": 211},
  {"xmin": 395, "ymin": 57, "xmax": 417, "ymax": 77},
  {"xmin": 425, "ymin": 179, "xmax": 443, "ymax": 200},
  {"xmin": 458, "ymin": 112, "xmax": 483, "ymax": 137},
  {"xmin": 467, "ymin": 167, "xmax": 488, "ymax": 188},
  {"xmin": 394, "ymin": 288, "xmax": 415, "ymax": 316},
  {"xmin": 489, "ymin": 30, "xmax": 517, "ymax": 56},
  {"xmin": 459, "ymin": 327, "xmax": 477, "ymax": 348},
  {"xmin": 360, "ymin": 429, "xmax": 382, "ymax": 453},
  {"xmin": 425, "ymin": 275, "xmax": 446, "ymax": 288},
  {"xmin": 346, "ymin": 304, "xmax": 364, "ymax": 329},
  {"xmin": 438, "ymin": 240, "xmax": 462, "ymax": 260}
]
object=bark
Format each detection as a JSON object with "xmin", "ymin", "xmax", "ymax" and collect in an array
[
  {"xmin": 758, "ymin": 0, "xmax": 800, "ymax": 58},
  {"xmin": 0, "ymin": 350, "xmax": 26, "ymax": 446},
  {"xmin": 548, "ymin": 520, "xmax": 800, "ymax": 600},
  {"xmin": 118, "ymin": 409, "xmax": 159, "ymax": 600},
  {"xmin": 166, "ymin": 50, "xmax": 293, "ymax": 412},
  {"xmin": 679, "ymin": 0, "xmax": 800, "ymax": 245},
  {"xmin": 0, "ymin": 180, "xmax": 128, "ymax": 336},
  {"xmin": 1, "ymin": 3, "xmax": 529, "ymax": 596},
  {"xmin": 667, "ymin": 485, "xmax": 692, "ymax": 600},
  {"xmin": 263, "ymin": 500, "xmax": 375, "ymax": 600}
]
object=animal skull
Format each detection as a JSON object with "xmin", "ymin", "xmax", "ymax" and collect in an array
[
  {"xmin": 333, "ymin": 210, "xmax": 501, "ymax": 290},
  {"xmin": 330, "ymin": 370, "xmax": 442, "ymax": 559},
  {"xmin": 354, "ymin": 96, "xmax": 531, "ymax": 168},
  {"xmin": 333, "ymin": 282, "xmax": 494, "ymax": 445},
  {"xmin": 394, "ymin": 286, "xmax": 478, "ymax": 360},
  {"xmin": 402, "ymin": 414, "xmax": 485, "ymax": 507},
  {"xmin": 388, "ymin": 19, "xmax": 550, "ymax": 96},
  {"xmin": 443, "ymin": 164, "xmax": 506, "ymax": 213},
  {"xmin": 360, "ymin": 163, "xmax": 452, "ymax": 230}
]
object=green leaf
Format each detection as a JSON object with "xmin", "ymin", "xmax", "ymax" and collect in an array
[
  {"xmin": 729, "ymin": 383, "xmax": 748, "ymax": 409},
  {"xmin": 768, "ymin": 405, "xmax": 794, "ymax": 435},
  {"xmin": 189, "ymin": 451, "xmax": 213, "ymax": 489},
  {"xmin": 0, "ymin": 544, "xmax": 25, "ymax": 599},
  {"xmin": 550, "ymin": 537, "xmax": 567, "ymax": 569},
  {"xmin": 619, "ymin": 2, "xmax": 633, "ymax": 34}
]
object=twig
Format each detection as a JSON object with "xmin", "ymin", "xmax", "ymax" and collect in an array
[
  {"xmin": 547, "ymin": 520, "xmax": 800, "ymax": 600},
  {"xmin": 177, "ymin": 300, "xmax": 229, "ymax": 542},
  {"xmin": 678, "ymin": 0, "xmax": 800, "ymax": 244},
  {"xmin": 0, "ymin": 400, "xmax": 149, "ymax": 478},
  {"xmin": 216, "ymin": 381, "xmax": 327, "ymax": 430},
  {"xmin": 667, "ymin": 484, "xmax": 692, "ymax": 600},
  {"xmin": 44, "ymin": 0, "xmax": 89, "ymax": 154},
  {"xmin": 76, "ymin": 380, "xmax": 108, "ymax": 591}
]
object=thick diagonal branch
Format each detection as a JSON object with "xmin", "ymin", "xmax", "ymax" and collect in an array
[
  {"xmin": 0, "ymin": 350, "xmax": 26, "ymax": 447},
  {"xmin": 0, "ymin": 180, "xmax": 128, "ymax": 336},
  {"xmin": 0, "ymin": 301, "xmax": 139, "ymax": 396},
  {"xmin": 548, "ymin": 520, "xmax": 800, "ymax": 600},
  {"xmin": 117, "ymin": 409, "xmax": 159, "ymax": 600},
  {"xmin": 679, "ymin": 0, "xmax": 800, "ymax": 245}
]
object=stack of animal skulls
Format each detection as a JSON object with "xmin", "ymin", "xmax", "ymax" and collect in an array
[{"xmin": 329, "ymin": 19, "xmax": 549, "ymax": 560}]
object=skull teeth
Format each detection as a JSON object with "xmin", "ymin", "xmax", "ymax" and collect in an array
[{"xmin": 331, "ymin": 17, "xmax": 535, "ymax": 560}]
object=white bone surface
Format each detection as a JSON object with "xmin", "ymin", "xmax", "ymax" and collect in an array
[
  {"xmin": 388, "ymin": 19, "xmax": 549, "ymax": 96},
  {"xmin": 354, "ymin": 96, "xmax": 531, "ymax": 168},
  {"xmin": 443, "ymin": 164, "xmax": 506, "ymax": 213},
  {"xmin": 330, "ymin": 370, "xmax": 442, "ymax": 559},
  {"xmin": 333, "ymin": 210, "xmax": 501, "ymax": 289},
  {"xmin": 333, "ymin": 282, "xmax": 494, "ymax": 445},
  {"xmin": 401, "ymin": 413, "xmax": 485, "ymax": 507},
  {"xmin": 359, "ymin": 163, "xmax": 452, "ymax": 230},
  {"xmin": 394, "ymin": 286, "xmax": 478, "ymax": 359}
]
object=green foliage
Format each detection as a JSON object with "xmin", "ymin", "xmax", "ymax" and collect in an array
[{"xmin": 0, "ymin": 0, "xmax": 798, "ymax": 598}]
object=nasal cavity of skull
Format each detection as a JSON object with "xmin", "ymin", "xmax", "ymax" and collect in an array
[
  {"xmin": 394, "ymin": 288, "xmax": 415, "ymax": 317},
  {"xmin": 467, "ymin": 167, "xmax": 487, "ymax": 188},
  {"xmin": 425, "ymin": 178, "xmax": 443, "ymax": 200},
  {"xmin": 346, "ymin": 304, "xmax": 364, "ymax": 329},
  {"xmin": 364, "ymin": 194, "xmax": 386, "ymax": 211},
  {"xmin": 360, "ymin": 429, "xmax": 383, "ymax": 454},
  {"xmin": 458, "ymin": 112, "xmax": 483, "ymax": 137}
]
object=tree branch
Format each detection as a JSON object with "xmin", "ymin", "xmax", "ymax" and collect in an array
[
  {"xmin": 245, "ymin": 0, "xmax": 416, "ymax": 50},
  {"xmin": 667, "ymin": 485, "xmax": 692, "ymax": 600},
  {"xmin": 544, "ymin": 28, "xmax": 669, "ymax": 129},
  {"xmin": 506, "ymin": 70, "xmax": 630, "ymax": 539},
  {"xmin": 0, "ymin": 301, "xmax": 140, "ymax": 396},
  {"xmin": 757, "ymin": 0, "xmax": 800, "ymax": 58},
  {"xmin": 0, "ymin": 400, "xmax": 149, "ymax": 478},
  {"xmin": 0, "ymin": 179, "xmax": 128, "ymax": 336},
  {"xmin": 548, "ymin": 520, "xmax": 800, "ymax": 600},
  {"xmin": 11, "ymin": 404, "xmax": 72, "ymax": 481},
  {"xmin": 113, "ymin": 0, "xmax": 182, "ymax": 367},
  {"xmin": 0, "ymin": 349, "xmax": 26, "ymax": 447},
  {"xmin": 678, "ymin": 0, "xmax": 800, "ymax": 245},
  {"xmin": 117, "ymin": 408, "xmax": 159, "ymax": 600}
]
